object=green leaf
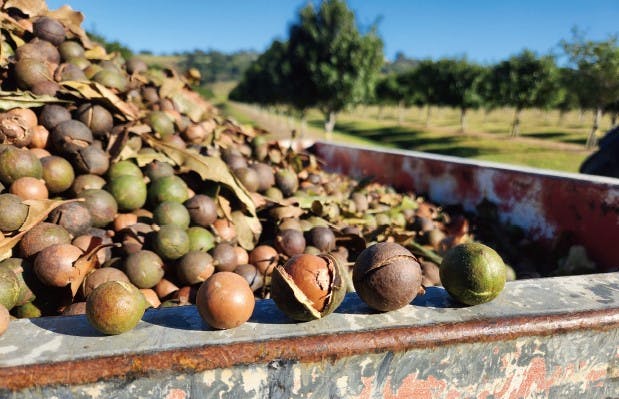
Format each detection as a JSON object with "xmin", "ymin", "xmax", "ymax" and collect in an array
[{"xmin": 0, "ymin": 90, "xmax": 67, "ymax": 111}]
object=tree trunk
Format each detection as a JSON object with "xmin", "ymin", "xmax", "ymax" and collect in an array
[
  {"xmin": 459, "ymin": 108, "xmax": 467, "ymax": 133},
  {"xmin": 558, "ymin": 110, "xmax": 566, "ymax": 125},
  {"xmin": 300, "ymin": 115, "xmax": 307, "ymax": 140},
  {"xmin": 510, "ymin": 108, "xmax": 521, "ymax": 137},
  {"xmin": 578, "ymin": 108, "xmax": 584, "ymax": 123},
  {"xmin": 397, "ymin": 100, "xmax": 404, "ymax": 125},
  {"xmin": 324, "ymin": 111, "xmax": 336, "ymax": 140},
  {"xmin": 425, "ymin": 105, "xmax": 432, "ymax": 127},
  {"xmin": 483, "ymin": 108, "xmax": 491, "ymax": 123},
  {"xmin": 586, "ymin": 107, "xmax": 602, "ymax": 149},
  {"xmin": 611, "ymin": 112, "xmax": 618, "ymax": 128}
]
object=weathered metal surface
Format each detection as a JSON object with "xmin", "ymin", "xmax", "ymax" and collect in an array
[
  {"xmin": 1, "ymin": 272, "xmax": 618, "ymax": 397},
  {"xmin": 310, "ymin": 141, "xmax": 619, "ymax": 271}
]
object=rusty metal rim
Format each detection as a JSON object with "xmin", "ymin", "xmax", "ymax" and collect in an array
[{"xmin": 2, "ymin": 307, "xmax": 618, "ymax": 391}]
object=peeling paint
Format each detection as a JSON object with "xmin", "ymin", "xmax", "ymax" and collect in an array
[
  {"xmin": 240, "ymin": 366, "xmax": 267, "ymax": 394},
  {"xmin": 311, "ymin": 141, "xmax": 619, "ymax": 271}
]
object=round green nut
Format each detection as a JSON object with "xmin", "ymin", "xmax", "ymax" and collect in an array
[
  {"xmin": 153, "ymin": 201, "xmax": 190, "ymax": 229},
  {"xmin": 147, "ymin": 111, "xmax": 175, "ymax": 138},
  {"xmin": 187, "ymin": 226, "xmax": 215, "ymax": 252},
  {"xmin": 41, "ymin": 156, "xmax": 75, "ymax": 194},
  {"xmin": 124, "ymin": 250, "xmax": 164, "ymax": 289},
  {"xmin": 153, "ymin": 224, "xmax": 190, "ymax": 260},
  {"xmin": 0, "ymin": 146, "xmax": 42, "ymax": 185},
  {"xmin": 86, "ymin": 281, "xmax": 146, "ymax": 335},
  {"xmin": 0, "ymin": 268, "xmax": 20, "ymax": 310},
  {"xmin": 0, "ymin": 194, "xmax": 28, "ymax": 233},
  {"xmin": 80, "ymin": 188, "xmax": 118, "ymax": 227},
  {"xmin": 148, "ymin": 175, "xmax": 189, "ymax": 205},
  {"xmin": 107, "ymin": 175, "xmax": 147, "ymax": 211},
  {"xmin": 107, "ymin": 160, "xmax": 143, "ymax": 180},
  {"xmin": 439, "ymin": 242, "xmax": 507, "ymax": 306}
]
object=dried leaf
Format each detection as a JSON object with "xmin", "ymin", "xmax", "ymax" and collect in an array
[
  {"xmin": 217, "ymin": 195, "xmax": 232, "ymax": 220},
  {"xmin": 169, "ymin": 89, "xmax": 208, "ymax": 122},
  {"xmin": 45, "ymin": 5, "xmax": 92, "ymax": 48},
  {"xmin": 7, "ymin": 30, "xmax": 25, "ymax": 47},
  {"xmin": 70, "ymin": 238, "xmax": 115, "ymax": 297},
  {"xmin": 231, "ymin": 210, "xmax": 261, "ymax": 250},
  {"xmin": 269, "ymin": 205, "xmax": 305, "ymax": 220},
  {"xmin": 83, "ymin": 45, "xmax": 112, "ymax": 60},
  {"xmin": 4, "ymin": 0, "xmax": 47, "ymax": 17},
  {"xmin": 60, "ymin": 81, "xmax": 138, "ymax": 120},
  {"xmin": 143, "ymin": 135, "xmax": 256, "ymax": 217},
  {"xmin": 0, "ymin": 90, "xmax": 67, "ymax": 110},
  {"xmin": 0, "ymin": 198, "xmax": 79, "ymax": 260},
  {"xmin": 158, "ymin": 74, "xmax": 184, "ymax": 99}
]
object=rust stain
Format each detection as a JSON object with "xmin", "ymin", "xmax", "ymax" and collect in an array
[
  {"xmin": 1, "ymin": 308, "xmax": 618, "ymax": 391},
  {"xmin": 390, "ymin": 374, "xmax": 447, "ymax": 399},
  {"xmin": 165, "ymin": 388, "xmax": 186, "ymax": 399},
  {"xmin": 494, "ymin": 374, "xmax": 514, "ymax": 397},
  {"xmin": 358, "ymin": 376, "xmax": 373, "ymax": 399},
  {"xmin": 511, "ymin": 357, "xmax": 548, "ymax": 398},
  {"xmin": 311, "ymin": 142, "xmax": 619, "ymax": 271}
]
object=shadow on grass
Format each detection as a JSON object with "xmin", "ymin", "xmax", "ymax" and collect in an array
[
  {"xmin": 525, "ymin": 131, "xmax": 572, "ymax": 140},
  {"xmin": 327, "ymin": 120, "xmax": 500, "ymax": 158}
]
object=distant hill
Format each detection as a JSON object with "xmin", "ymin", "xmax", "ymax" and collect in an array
[
  {"xmin": 139, "ymin": 50, "xmax": 258, "ymax": 84},
  {"xmin": 382, "ymin": 52, "xmax": 419, "ymax": 74}
]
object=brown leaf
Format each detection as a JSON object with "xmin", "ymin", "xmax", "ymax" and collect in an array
[
  {"xmin": 269, "ymin": 205, "xmax": 305, "ymax": 221},
  {"xmin": 0, "ymin": 198, "xmax": 79, "ymax": 261},
  {"xmin": 231, "ymin": 210, "xmax": 261, "ymax": 250},
  {"xmin": 143, "ymin": 135, "xmax": 256, "ymax": 217},
  {"xmin": 83, "ymin": 45, "xmax": 112, "ymax": 60},
  {"xmin": 0, "ymin": 90, "xmax": 67, "ymax": 110},
  {"xmin": 4, "ymin": 0, "xmax": 47, "ymax": 17},
  {"xmin": 169, "ymin": 89, "xmax": 209, "ymax": 122},
  {"xmin": 217, "ymin": 195, "xmax": 233, "ymax": 221},
  {"xmin": 60, "ymin": 81, "xmax": 138, "ymax": 120},
  {"xmin": 70, "ymin": 238, "xmax": 116, "ymax": 298},
  {"xmin": 45, "ymin": 5, "xmax": 93, "ymax": 48}
]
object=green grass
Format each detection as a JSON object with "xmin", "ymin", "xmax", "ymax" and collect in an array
[
  {"xmin": 206, "ymin": 82, "xmax": 597, "ymax": 173},
  {"xmin": 302, "ymin": 108, "xmax": 595, "ymax": 173}
]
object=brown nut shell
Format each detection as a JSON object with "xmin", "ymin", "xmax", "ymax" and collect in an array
[
  {"xmin": 249, "ymin": 245, "xmax": 279, "ymax": 275},
  {"xmin": 82, "ymin": 267, "xmax": 130, "ymax": 298},
  {"xmin": 352, "ymin": 242, "xmax": 422, "ymax": 312},
  {"xmin": 270, "ymin": 253, "xmax": 346, "ymax": 321},
  {"xmin": 196, "ymin": 271, "xmax": 254, "ymax": 329},
  {"xmin": 33, "ymin": 243, "xmax": 83, "ymax": 287}
]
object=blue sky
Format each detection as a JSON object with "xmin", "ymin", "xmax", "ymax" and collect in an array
[{"xmin": 46, "ymin": 1, "xmax": 618, "ymax": 63}]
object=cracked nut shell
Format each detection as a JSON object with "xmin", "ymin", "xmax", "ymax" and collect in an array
[{"xmin": 271, "ymin": 253, "xmax": 346, "ymax": 321}]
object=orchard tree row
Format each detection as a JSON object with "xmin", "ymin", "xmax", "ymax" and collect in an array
[
  {"xmin": 230, "ymin": 0, "xmax": 618, "ymax": 148},
  {"xmin": 374, "ymin": 37, "xmax": 619, "ymax": 147}
]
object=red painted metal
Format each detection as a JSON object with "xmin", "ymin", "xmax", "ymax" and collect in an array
[{"xmin": 310, "ymin": 142, "xmax": 619, "ymax": 271}]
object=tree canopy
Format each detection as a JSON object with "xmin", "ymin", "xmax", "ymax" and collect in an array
[
  {"xmin": 561, "ymin": 31, "xmax": 619, "ymax": 147},
  {"xmin": 484, "ymin": 50, "xmax": 561, "ymax": 136},
  {"xmin": 232, "ymin": 0, "xmax": 384, "ymax": 135}
]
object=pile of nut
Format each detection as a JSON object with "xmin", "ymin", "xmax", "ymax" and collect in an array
[{"xmin": 0, "ymin": 1, "xmax": 520, "ymax": 336}]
